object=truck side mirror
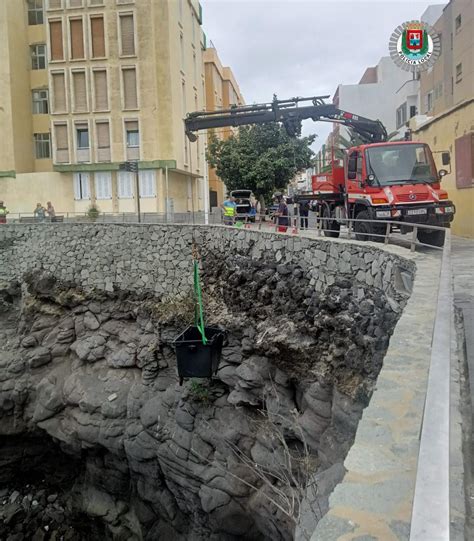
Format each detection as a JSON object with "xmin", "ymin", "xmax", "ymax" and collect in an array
[
  {"xmin": 439, "ymin": 169, "xmax": 448, "ymax": 178},
  {"xmin": 347, "ymin": 156, "xmax": 357, "ymax": 180},
  {"xmin": 441, "ymin": 152, "xmax": 450, "ymax": 165}
]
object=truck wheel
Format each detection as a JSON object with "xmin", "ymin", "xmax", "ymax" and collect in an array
[
  {"xmin": 417, "ymin": 228, "xmax": 446, "ymax": 247},
  {"xmin": 322, "ymin": 206, "xmax": 340, "ymax": 238},
  {"xmin": 354, "ymin": 210, "xmax": 373, "ymax": 241}
]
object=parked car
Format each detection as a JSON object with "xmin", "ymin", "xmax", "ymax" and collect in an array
[{"xmin": 230, "ymin": 190, "xmax": 256, "ymax": 222}]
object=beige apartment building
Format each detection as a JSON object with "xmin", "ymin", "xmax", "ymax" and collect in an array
[
  {"xmin": 0, "ymin": 0, "xmax": 207, "ymax": 217},
  {"xmin": 203, "ymin": 47, "xmax": 244, "ymax": 207},
  {"xmin": 415, "ymin": 0, "xmax": 474, "ymax": 237}
]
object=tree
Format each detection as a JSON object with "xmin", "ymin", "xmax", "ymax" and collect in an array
[{"xmin": 206, "ymin": 124, "xmax": 316, "ymax": 203}]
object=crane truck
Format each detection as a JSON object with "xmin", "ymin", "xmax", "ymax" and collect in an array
[{"xmin": 185, "ymin": 95, "xmax": 455, "ymax": 246}]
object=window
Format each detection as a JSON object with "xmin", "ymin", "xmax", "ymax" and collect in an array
[
  {"xmin": 90, "ymin": 16, "xmax": 105, "ymax": 58},
  {"xmin": 32, "ymin": 89, "xmax": 49, "ymax": 114},
  {"xmin": 31, "ymin": 44, "xmax": 47, "ymax": 70},
  {"xmin": 138, "ymin": 171, "xmax": 156, "ymax": 198},
  {"xmin": 119, "ymin": 14, "xmax": 135, "ymax": 56},
  {"xmin": 34, "ymin": 133, "xmax": 51, "ymax": 159},
  {"xmin": 409, "ymin": 105, "xmax": 417, "ymax": 118},
  {"xmin": 51, "ymin": 72, "xmax": 66, "ymax": 112},
  {"xmin": 76, "ymin": 125, "xmax": 89, "ymax": 148},
  {"xmin": 72, "ymin": 71, "xmax": 87, "ymax": 112},
  {"xmin": 70, "ymin": 18, "xmax": 85, "ymax": 59},
  {"xmin": 93, "ymin": 70, "xmax": 108, "ymax": 111},
  {"xmin": 425, "ymin": 91, "xmax": 433, "ymax": 113},
  {"xmin": 455, "ymin": 14, "xmax": 462, "ymax": 32},
  {"xmin": 69, "ymin": 0, "xmax": 82, "ymax": 7},
  {"xmin": 125, "ymin": 121, "xmax": 139, "ymax": 147},
  {"xmin": 95, "ymin": 172, "xmax": 112, "ymax": 199},
  {"xmin": 96, "ymin": 121, "xmax": 110, "ymax": 162},
  {"xmin": 180, "ymin": 33, "xmax": 185, "ymax": 72},
  {"xmin": 48, "ymin": 0, "xmax": 62, "ymax": 8},
  {"xmin": 49, "ymin": 20, "xmax": 64, "ymax": 61},
  {"xmin": 54, "ymin": 123, "xmax": 69, "ymax": 163},
  {"xmin": 122, "ymin": 67, "xmax": 138, "ymax": 109},
  {"xmin": 52, "ymin": 72, "xmax": 66, "ymax": 112},
  {"xmin": 456, "ymin": 63, "xmax": 462, "ymax": 83},
  {"xmin": 28, "ymin": 0, "xmax": 44, "ymax": 25},
  {"xmin": 118, "ymin": 171, "xmax": 133, "ymax": 198},
  {"xmin": 455, "ymin": 133, "xmax": 473, "ymax": 189},
  {"xmin": 396, "ymin": 102, "xmax": 407, "ymax": 129},
  {"xmin": 73, "ymin": 172, "xmax": 90, "ymax": 200}
]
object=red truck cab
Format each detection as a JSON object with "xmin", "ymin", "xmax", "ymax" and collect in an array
[{"xmin": 312, "ymin": 141, "xmax": 455, "ymax": 246}]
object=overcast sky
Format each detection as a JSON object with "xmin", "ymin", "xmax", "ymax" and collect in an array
[{"xmin": 200, "ymin": 0, "xmax": 445, "ymax": 151}]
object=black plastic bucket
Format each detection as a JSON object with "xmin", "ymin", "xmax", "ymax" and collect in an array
[{"xmin": 173, "ymin": 326, "xmax": 224, "ymax": 385}]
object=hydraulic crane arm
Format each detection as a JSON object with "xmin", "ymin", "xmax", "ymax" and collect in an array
[{"xmin": 184, "ymin": 95, "xmax": 387, "ymax": 145}]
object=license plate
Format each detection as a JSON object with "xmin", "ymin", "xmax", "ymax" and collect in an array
[{"xmin": 407, "ymin": 208, "xmax": 427, "ymax": 216}]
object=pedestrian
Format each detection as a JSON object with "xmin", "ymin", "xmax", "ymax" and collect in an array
[
  {"xmin": 275, "ymin": 196, "xmax": 289, "ymax": 232},
  {"xmin": 221, "ymin": 195, "xmax": 237, "ymax": 226},
  {"xmin": 299, "ymin": 199, "xmax": 310, "ymax": 230},
  {"xmin": 46, "ymin": 201, "xmax": 56, "ymax": 221},
  {"xmin": 34, "ymin": 203, "xmax": 46, "ymax": 222},
  {"xmin": 0, "ymin": 201, "xmax": 9, "ymax": 224}
]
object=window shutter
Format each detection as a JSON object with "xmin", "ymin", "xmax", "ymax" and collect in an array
[
  {"xmin": 70, "ymin": 19, "xmax": 84, "ymax": 59},
  {"xmin": 72, "ymin": 71, "xmax": 87, "ymax": 112},
  {"xmin": 139, "ymin": 170, "xmax": 156, "ymax": 197},
  {"xmin": 91, "ymin": 17, "xmax": 105, "ymax": 58},
  {"xmin": 455, "ymin": 133, "xmax": 474, "ymax": 189},
  {"xmin": 120, "ymin": 15, "xmax": 135, "ymax": 56},
  {"xmin": 123, "ymin": 69, "xmax": 138, "ymax": 109},
  {"xmin": 96, "ymin": 122, "xmax": 110, "ymax": 162},
  {"xmin": 55, "ymin": 124, "xmax": 68, "ymax": 149},
  {"xmin": 93, "ymin": 70, "xmax": 108, "ymax": 110},
  {"xmin": 96, "ymin": 122, "xmax": 110, "ymax": 148},
  {"xmin": 49, "ymin": 21, "xmax": 63, "ymax": 61},
  {"xmin": 126, "ymin": 120, "xmax": 138, "ymax": 132},
  {"xmin": 70, "ymin": 0, "xmax": 82, "ymax": 7},
  {"xmin": 95, "ymin": 172, "xmax": 112, "ymax": 199},
  {"xmin": 48, "ymin": 0, "xmax": 61, "ymax": 8},
  {"xmin": 52, "ymin": 72, "xmax": 66, "ymax": 112},
  {"xmin": 118, "ymin": 171, "xmax": 133, "ymax": 198},
  {"xmin": 73, "ymin": 173, "xmax": 81, "ymax": 199}
]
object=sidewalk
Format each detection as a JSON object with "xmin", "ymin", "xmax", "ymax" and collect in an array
[{"xmin": 451, "ymin": 235, "xmax": 474, "ymax": 539}]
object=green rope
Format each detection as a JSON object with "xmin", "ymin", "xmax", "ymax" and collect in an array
[{"xmin": 193, "ymin": 260, "xmax": 207, "ymax": 345}]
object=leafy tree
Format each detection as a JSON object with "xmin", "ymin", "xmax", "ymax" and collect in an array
[{"xmin": 206, "ymin": 123, "xmax": 316, "ymax": 202}]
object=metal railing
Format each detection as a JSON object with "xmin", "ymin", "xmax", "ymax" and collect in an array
[{"xmin": 3, "ymin": 210, "xmax": 448, "ymax": 252}]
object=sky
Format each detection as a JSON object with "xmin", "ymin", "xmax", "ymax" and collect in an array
[{"xmin": 200, "ymin": 0, "xmax": 445, "ymax": 151}]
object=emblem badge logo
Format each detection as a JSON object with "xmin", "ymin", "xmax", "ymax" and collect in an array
[
  {"xmin": 389, "ymin": 21, "xmax": 441, "ymax": 72},
  {"xmin": 409, "ymin": 193, "xmax": 417, "ymax": 200}
]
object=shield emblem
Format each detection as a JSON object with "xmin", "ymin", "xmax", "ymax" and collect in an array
[{"xmin": 406, "ymin": 29, "xmax": 423, "ymax": 51}]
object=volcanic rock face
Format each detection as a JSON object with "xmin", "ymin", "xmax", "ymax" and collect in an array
[{"xmin": 0, "ymin": 242, "xmax": 410, "ymax": 540}]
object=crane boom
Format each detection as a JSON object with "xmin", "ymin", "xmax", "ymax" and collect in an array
[{"xmin": 185, "ymin": 95, "xmax": 388, "ymax": 145}]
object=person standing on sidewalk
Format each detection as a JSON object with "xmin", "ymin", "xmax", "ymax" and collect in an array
[
  {"xmin": 46, "ymin": 201, "xmax": 56, "ymax": 221},
  {"xmin": 0, "ymin": 201, "xmax": 9, "ymax": 224},
  {"xmin": 276, "ymin": 196, "xmax": 289, "ymax": 232},
  {"xmin": 221, "ymin": 195, "xmax": 237, "ymax": 226},
  {"xmin": 299, "ymin": 199, "xmax": 310, "ymax": 230}
]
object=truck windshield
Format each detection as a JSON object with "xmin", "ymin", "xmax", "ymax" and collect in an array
[{"xmin": 366, "ymin": 144, "xmax": 437, "ymax": 185}]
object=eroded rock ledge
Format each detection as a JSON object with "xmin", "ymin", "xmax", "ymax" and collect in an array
[{"xmin": 0, "ymin": 225, "xmax": 414, "ymax": 540}]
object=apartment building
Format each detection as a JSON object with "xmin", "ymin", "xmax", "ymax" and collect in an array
[
  {"xmin": 413, "ymin": 0, "xmax": 473, "ymax": 237},
  {"xmin": 0, "ymin": 0, "xmax": 207, "ymax": 216},
  {"xmin": 203, "ymin": 47, "xmax": 244, "ymax": 207}
]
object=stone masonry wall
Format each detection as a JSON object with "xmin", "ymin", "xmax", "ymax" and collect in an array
[{"xmin": 0, "ymin": 224, "xmax": 415, "ymax": 306}]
